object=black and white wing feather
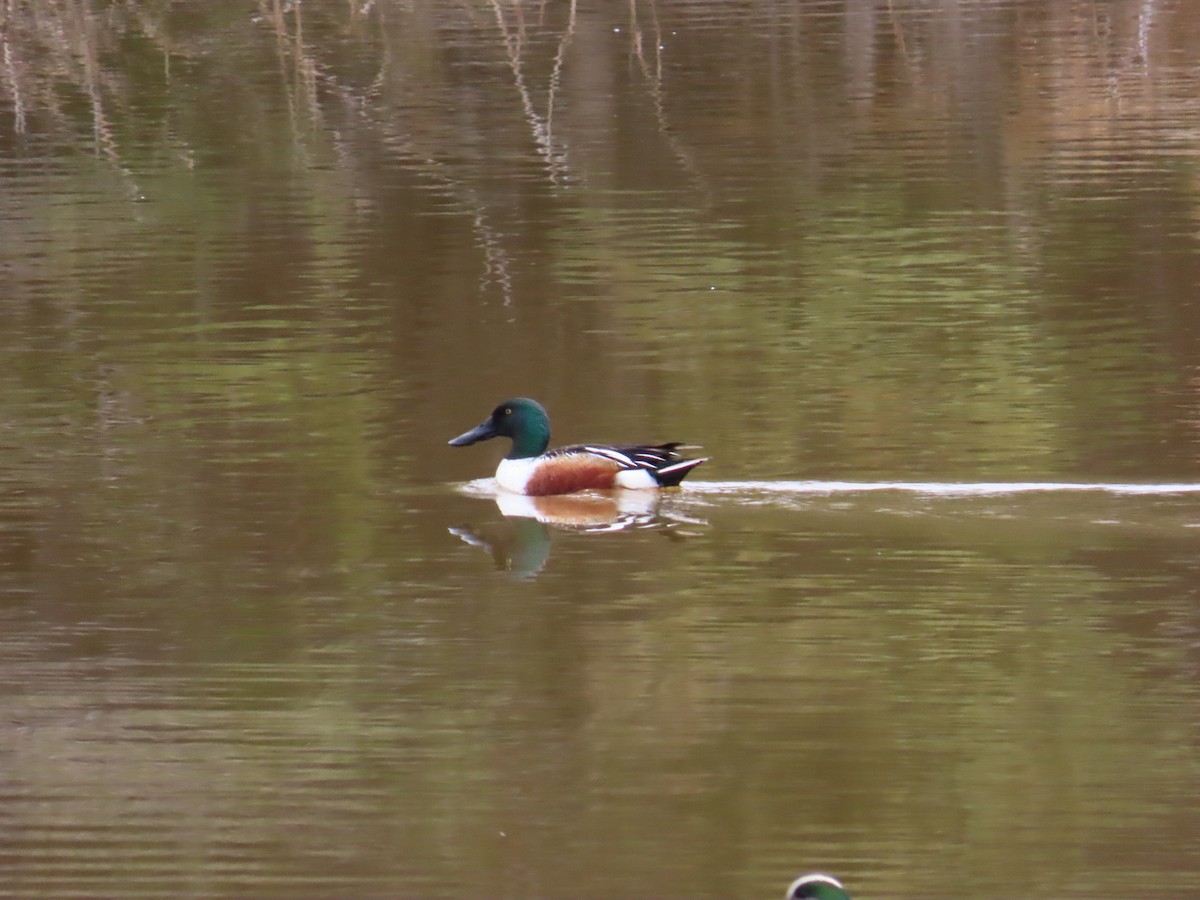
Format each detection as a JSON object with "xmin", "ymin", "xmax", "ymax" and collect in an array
[{"xmin": 555, "ymin": 441, "xmax": 707, "ymax": 487}]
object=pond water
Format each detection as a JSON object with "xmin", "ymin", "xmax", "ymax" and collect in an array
[{"xmin": 2, "ymin": 1, "xmax": 1200, "ymax": 897}]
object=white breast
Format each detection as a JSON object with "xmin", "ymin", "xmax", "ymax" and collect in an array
[{"xmin": 495, "ymin": 457, "xmax": 538, "ymax": 493}]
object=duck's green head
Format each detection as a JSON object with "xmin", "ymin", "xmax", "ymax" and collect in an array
[
  {"xmin": 448, "ymin": 397, "xmax": 551, "ymax": 460},
  {"xmin": 785, "ymin": 874, "xmax": 850, "ymax": 900}
]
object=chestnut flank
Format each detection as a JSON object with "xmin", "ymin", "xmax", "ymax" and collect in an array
[{"xmin": 524, "ymin": 455, "xmax": 620, "ymax": 496}]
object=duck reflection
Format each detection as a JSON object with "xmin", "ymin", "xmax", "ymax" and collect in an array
[{"xmin": 450, "ymin": 490, "xmax": 707, "ymax": 577}]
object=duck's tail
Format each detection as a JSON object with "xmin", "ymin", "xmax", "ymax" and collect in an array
[{"xmin": 652, "ymin": 454, "xmax": 708, "ymax": 487}]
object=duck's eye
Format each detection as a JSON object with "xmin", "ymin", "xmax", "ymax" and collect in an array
[{"xmin": 504, "ymin": 407, "xmax": 512, "ymax": 415}]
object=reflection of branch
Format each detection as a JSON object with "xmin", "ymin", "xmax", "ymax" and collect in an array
[
  {"xmin": 2, "ymin": 37, "xmax": 26, "ymax": 133},
  {"xmin": 261, "ymin": 4, "xmax": 517, "ymax": 307},
  {"xmin": 74, "ymin": 3, "xmax": 142, "ymax": 197},
  {"xmin": 488, "ymin": 0, "xmax": 575, "ymax": 186},
  {"xmin": 627, "ymin": 0, "xmax": 710, "ymax": 197},
  {"xmin": 261, "ymin": 0, "xmax": 323, "ymax": 159},
  {"xmin": 474, "ymin": 206, "xmax": 514, "ymax": 306},
  {"xmin": 254, "ymin": 1, "xmax": 601, "ymax": 305},
  {"xmin": 1136, "ymin": 0, "xmax": 1154, "ymax": 74},
  {"xmin": 545, "ymin": 0, "xmax": 576, "ymax": 168},
  {"xmin": 79, "ymin": 21, "xmax": 119, "ymax": 162},
  {"xmin": 628, "ymin": 0, "xmax": 661, "ymax": 83},
  {"xmin": 0, "ymin": 1, "xmax": 156, "ymax": 196},
  {"xmin": 886, "ymin": 0, "xmax": 910, "ymax": 63}
]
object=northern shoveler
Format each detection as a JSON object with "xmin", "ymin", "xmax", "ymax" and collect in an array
[
  {"xmin": 448, "ymin": 397, "xmax": 707, "ymax": 496},
  {"xmin": 786, "ymin": 874, "xmax": 851, "ymax": 900}
]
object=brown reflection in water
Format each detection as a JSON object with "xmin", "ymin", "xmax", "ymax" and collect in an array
[
  {"xmin": 1, "ymin": 489, "xmax": 1198, "ymax": 898},
  {"xmin": 2, "ymin": 1, "xmax": 1199, "ymax": 483},
  {"xmin": 2, "ymin": 1, "xmax": 1200, "ymax": 897}
]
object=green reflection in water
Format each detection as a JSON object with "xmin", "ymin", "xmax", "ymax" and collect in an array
[{"xmin": 3, "ymin": 0, "xmax": 1200, "ymax": 897}]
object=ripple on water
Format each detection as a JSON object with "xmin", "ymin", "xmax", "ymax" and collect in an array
[{"xmin": 687, "ymin": 480, "xmax": 1200, "ymax": 497}]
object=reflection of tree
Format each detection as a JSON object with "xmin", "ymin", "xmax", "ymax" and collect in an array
[
  {"xmin": 488, "ymin": 0, "xmax": 576, "ymax": 186},
  {"xmin": 5, "ymin": 2, "xmax": 1199, "ymax": 178},
  {"xmin": 0, "ymin": 1, "xmax": 152, "ymax": 194},
  {"xmin": 2, "ymin": 0, "xmax": 1199, "ymax": 468}
]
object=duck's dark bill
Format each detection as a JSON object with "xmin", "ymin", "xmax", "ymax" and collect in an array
[{"xmin": 448, "ymin": 420, "xmax": 499, "ymax": 446}]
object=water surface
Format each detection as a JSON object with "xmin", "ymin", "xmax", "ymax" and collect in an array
[{"xmin": 2, "ymin": 1, "xmax": 1199, "ymax": 897}]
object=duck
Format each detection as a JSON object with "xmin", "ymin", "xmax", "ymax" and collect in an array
[
  {"xmin": 785, "ymin": 873, "xmax": 851, "ymax": 900},
  {"xmin": 448, "ymin": 397, "xmax": 707, "ymax": 496}
]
